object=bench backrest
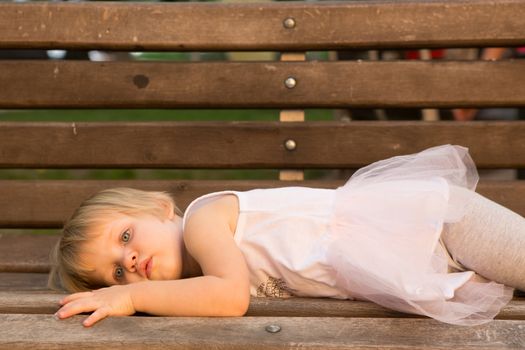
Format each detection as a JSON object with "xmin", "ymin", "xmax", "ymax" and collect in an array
[{"xmin": 0, "ymin": 0, "xmax": 524, "ymax": 279}]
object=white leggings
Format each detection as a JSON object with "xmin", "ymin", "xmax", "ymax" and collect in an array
[{"xmin": 441, "ymin": 189, "xmax": 525, "ymax": 291}]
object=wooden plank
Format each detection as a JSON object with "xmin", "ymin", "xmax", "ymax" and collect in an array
[
  {"xmin": 0, "ymin": 273, "xmax": 48, "ymax": 291},
  {"xmin": 0, "ymin": 1, "xmax": 524, "ymax": 51},
  {"xmin": 1, "ymin": 314, "xmax": 524, "ymax": 349},
  {"xmin": 249, "ymin": 297, "xmax": 525, "ymax": 321},
  {"xmin": 476, "ymin": 181, "xmax": 525, "ymax": 217},
  {"xmin": 0, "ymin": 180, "xmax": 523, "ymax": 229},
  {"xmin": 0, "ymin": 180, "xmax": 320, "ymax": 229},
  {"xmin": 0, "ymin": 235, "xmax": 57, "ymax": 273},
  {"xmin": 0, "ymin": 121, "xmax": 523, "ymax": 169},
  {"xmin": 0, "ymin": 291, "xmax": 62, "ymax": 314},
  {"xmin": 1, "ymin": 291, "xmax": 524, "ymax": 320},
  {"xmin": 2, "ymin": 61, "xmax": 525, "ymax": 108}
]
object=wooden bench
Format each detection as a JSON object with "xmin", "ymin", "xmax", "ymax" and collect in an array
[{"xmin": 1, "ymin": 1, "xmax": 525, "ymax": 348}]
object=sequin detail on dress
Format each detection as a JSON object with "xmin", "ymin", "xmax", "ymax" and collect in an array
[{"xmin": 257, "ymin": 277, "xmax": 295, "ymax": 298}]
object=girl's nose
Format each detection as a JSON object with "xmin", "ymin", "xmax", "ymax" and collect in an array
[{"xmin": 124, "ymin": 250, "xmax": 138, "ymax": 272}]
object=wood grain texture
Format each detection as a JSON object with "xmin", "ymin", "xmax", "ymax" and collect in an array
[
  {"xmin": 0, "ymin": 121, "xmax": 523, "ymax": 169},
  {"xmin": 248, "ymin": 297, "xmax": 525, "ymax": 321},
  {"xmin": 1, "ymin": 1, "xmax": 524, "ymax": 51},
  {"xmin": 0, "ymin": 180, "xmax": 523, "ymax": 229},
  {"xmin": 0, "ymin": 235, "xmax": 57, "ymax": 272},
  {"xmin": 2, "ymin": 61, "xmax": 525, "ymax": 108},
  {"xmin": 0, "ymin": 273, "xmax": 48, "ymax": 291},
  {"xmin": 1, "ymin": 314, "xmax": 524, "ymax": 349},
  {"xmin": 0, "ymin": 291, "xmax": 62, "ymax": 314},
  {"xmin": 1, "ymin": 291, "xmax": 524, "ymax": 320},
  {"xmin": 1, "ymin": 1, "xmax": 524, "ymax": 347}
]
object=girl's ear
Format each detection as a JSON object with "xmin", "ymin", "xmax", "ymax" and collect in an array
[{"xmin": 159, "ymin": 199, "xmax": 175, "ymax": 220}]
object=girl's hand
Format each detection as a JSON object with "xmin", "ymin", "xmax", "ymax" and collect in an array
[{"xmin": 55, "ymin": 285, "xmax": 136, "ymax": 327}]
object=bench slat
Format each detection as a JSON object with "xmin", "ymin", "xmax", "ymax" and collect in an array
[
  {"xmin": 2, "ymin": 61, "xmax": 525, "ymax": 108},
  {"xmin": 1, "ymin": 1, "xmax": 524, "ymax": 51},
  {"xmin": 249, "ymin": 297, "xmax": 525, "ymax": 320},
  {"xmin": 2, "ymin": 314, "xmax": 524, "ymax": 349},
  {"xmin": 0, "ymin": 291, "xmax": 61, "ymax": 314},
  {"xmin": 0, "ymin": 291, "xmax": 524, "ymax": 320},
  {"xmin": 0, "ymin": 235, "xmax": 56, "ymax": 273},
  {"xmin": 0, "ymin": 180, "xmax": 523, "ymax": 229},
  {"xmin": 0, "ymin": 273, "xmax": 48, "ymax": 292},
  {"xmin": 0, "ymin": 122, "xmax": 524, "ymax": 169}
]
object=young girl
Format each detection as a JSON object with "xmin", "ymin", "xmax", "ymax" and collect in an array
[{"xmin": 49, "ymin": 145, "xmax": 525, "ymax": 327}]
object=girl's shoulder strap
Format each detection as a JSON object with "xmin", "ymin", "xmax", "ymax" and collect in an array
[{"xmin": 182, "ymin": 190, "xmax": 240, "ymax": 232}]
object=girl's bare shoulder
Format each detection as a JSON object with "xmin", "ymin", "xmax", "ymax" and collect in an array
[{"xmin": 184, "ymin": 194, "xmax": 239, "ymax": 238}]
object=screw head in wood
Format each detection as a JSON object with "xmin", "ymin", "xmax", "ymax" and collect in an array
[
  {"xmin": 284, "ymin": 77, "xmax": 297, "ymax": 89},
  {"xmin": 284, "ymin": 139, "xmax": 297, "ymax": 151},
  {"xmin": 265, "ymin": 324, "xmax": 281, "ymax": 333},
  {"xmin": 283, "ymin": 17, "xmax": 296, "ymax": 29}
]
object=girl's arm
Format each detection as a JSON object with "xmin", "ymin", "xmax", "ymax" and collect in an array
[
  {"xmin": 56, "ymin": 198, "xmax": 250, "ymax": 326},
  {"xmin": 133, "ymin": 204, "xmax": 251, "ymax": 317}
]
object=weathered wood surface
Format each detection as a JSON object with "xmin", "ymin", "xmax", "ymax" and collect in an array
[
  {"xmin": 2, "ymin": 61, "xmax": 525, "ymax": 108},
  {"xmin": 1, "ymin": 1, "xmax": 524, "ymax": 51},
  {"xmin": 0, "ymin": 273, "xmax": 48, "ymax": 291},
  {"xmin": 1, "ymin": 1, "xmax": 524, "ymax": 348},
  {"xmin": 0, "ymin": 293, "xmax": 413, "ymax": 317},
  {"xmin": 0, "ymin": 235, "xmax": 56, "ymax": 272},
  {"xmin": 0, "ymin": 291, "xmax": 62, "ymax": 314},
  {"xmin": 249, "ymin": 297, "xmax": 525, "ymax": 320},
  {"xmin": 0, "ymin": 180, "xmax": 523, "ymax": 229},
  {"xmin": 1, "ymin": 314, "xmax": 524, "ymax": 349},
  {"xmin": 0, "ymin": 122, "xmax": 523, "ymax": 169},
  {"xmin": 1, "ymin": 291, "xmax": 524, "ymax": 320}
]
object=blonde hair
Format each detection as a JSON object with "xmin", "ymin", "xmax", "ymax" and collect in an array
[{"xmin": 48, "ymin": 187, "xmax": 182, "ymax": 292}]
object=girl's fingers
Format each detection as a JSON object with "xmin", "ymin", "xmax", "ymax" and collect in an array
[
  {"xmin": 60, "ymin": 291, "xmax": 94, "ymax": 305},
  {"xmin": 55, "ymin": 286, "xmax": 132, "ymax": 325},
  {"xmin": 82, "ymin": 308, "xmax": 109, "ymax": 327},
  {"xmin": 56, "ymin": 298, "xmax": 100, "ymax": 319}
]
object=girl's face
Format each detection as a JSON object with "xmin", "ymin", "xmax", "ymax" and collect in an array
[{"xmin": 80, "ymin": 213, "xmax": 185, "ymax": 286}]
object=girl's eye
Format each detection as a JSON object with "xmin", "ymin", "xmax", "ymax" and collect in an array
[
  {"xmin": 121, "ymin": 229, "xmax": 131, "ymax": 243},
  {"xmin": 114, "ymin": 266, "xmax": 124, "ymax": 280}
]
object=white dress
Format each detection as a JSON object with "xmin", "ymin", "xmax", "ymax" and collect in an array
[{"xmin": 182, "ymin": 145, "xmax": 513, "ymax": 325}]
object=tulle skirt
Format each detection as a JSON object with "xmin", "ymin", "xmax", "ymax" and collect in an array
[{"xmin": 327, "ymin": 145, "xmax": 514, "ymax": 325}]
